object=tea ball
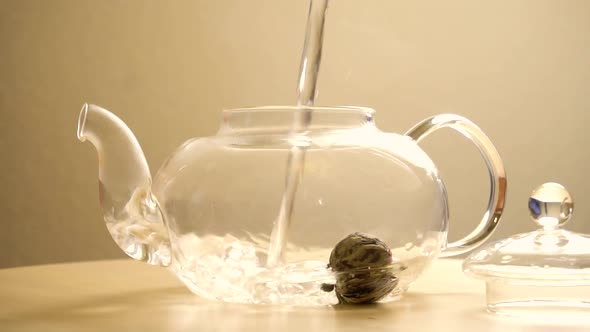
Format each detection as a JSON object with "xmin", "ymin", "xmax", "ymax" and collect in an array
[{"xmin": 323, "ymin": 232, "xmax": 398, "ymax": 304}]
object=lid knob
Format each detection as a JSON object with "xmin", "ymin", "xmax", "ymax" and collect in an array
[{"xmin": 528, "ymin": 182, "xmax": 574, "ymax": 230}]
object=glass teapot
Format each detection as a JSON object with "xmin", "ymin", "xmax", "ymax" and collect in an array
[{"xmin": 77, "ymin": 104, "xmax": 506, "ymax": 305}]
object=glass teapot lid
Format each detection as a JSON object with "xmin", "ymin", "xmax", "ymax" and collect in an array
[{"xmin": 463, "ymin": 182, "xmax": 590, "ymax": 317}]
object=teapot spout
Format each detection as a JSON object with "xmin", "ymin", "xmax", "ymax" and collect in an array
[{"xmin": 77, "ymin": 104, "xmax": 171, "ymax": 266}]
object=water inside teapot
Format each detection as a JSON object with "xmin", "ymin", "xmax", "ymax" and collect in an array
[{"xmin": 171, "ymin": 232, "xmax": 432, "ymax": 305}]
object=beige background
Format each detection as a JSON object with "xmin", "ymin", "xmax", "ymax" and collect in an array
[{"xmin": 1, "ymin": 0, "xmax": 589, "ymax": 268}]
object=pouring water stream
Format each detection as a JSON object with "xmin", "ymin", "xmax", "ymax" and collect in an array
[{"xmin": 266, "ymin": 0, "xmax": 330, "ymax": 266}]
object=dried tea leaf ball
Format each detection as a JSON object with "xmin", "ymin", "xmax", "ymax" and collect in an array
[{"xmin": 323, "ymin": 232, "xmax": 398, "ymax": 304}]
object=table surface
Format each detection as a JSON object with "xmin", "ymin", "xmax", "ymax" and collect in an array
[{"xmin": 0, "ymin": 259, "xmax": 588, "ymax": 332}]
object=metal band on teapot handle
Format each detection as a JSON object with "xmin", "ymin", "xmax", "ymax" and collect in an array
[{"xmin": 405, "ymin": 114, "xmax": 507, "ymax": 257}]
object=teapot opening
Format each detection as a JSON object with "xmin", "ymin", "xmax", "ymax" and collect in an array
[{"xmin": 218, "ymin": 106, "xmax": 376, "ymax": 135}]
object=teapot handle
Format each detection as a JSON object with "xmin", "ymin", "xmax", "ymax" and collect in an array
[{"xmin": 405, "ymin": 114, "xmax": 507, "ymax": 257}]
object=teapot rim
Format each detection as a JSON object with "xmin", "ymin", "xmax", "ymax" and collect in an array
[{"xmin": 222, "ymin": 105, "xmax": 376, "ymax": 115}]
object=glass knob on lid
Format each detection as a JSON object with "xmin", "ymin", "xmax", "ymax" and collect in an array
[
  {"xmin": 528, "ymin": 182, "xmax": 573, "ymax": 231},
  {"xmin": 463, "ymin": 183, "xmax": 590, "ymax": 318}
]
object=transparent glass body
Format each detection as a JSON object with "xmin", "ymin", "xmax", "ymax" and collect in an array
[{"xmin": 78, "ymin": 104, "xmax": 506, "ymax": 305}]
